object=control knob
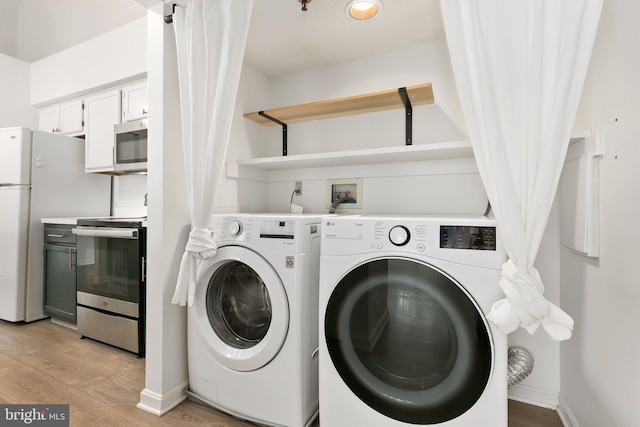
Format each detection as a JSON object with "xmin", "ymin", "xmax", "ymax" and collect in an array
[
  {"xmin": 389, "ymin": 225, "xmax": 410, "ymax": 246},
  {"xmin": 228, "ymin": 220, "xmax": 243, "ymax": 237}
]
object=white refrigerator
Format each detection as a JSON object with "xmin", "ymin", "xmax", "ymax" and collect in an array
[{"xmin": 0, "ymin": 127, "xmax": 111, "ymax": 322}]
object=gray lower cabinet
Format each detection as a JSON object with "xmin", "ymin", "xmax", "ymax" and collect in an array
[{"xmin": 43, "ymin": 225, "xmax": 77, "ymax": 323}]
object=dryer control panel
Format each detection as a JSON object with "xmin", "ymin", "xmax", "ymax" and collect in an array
[
  {"xmin": 440, "ymin": 225, "xmax": 497, "ymax": 250},
  {"xmin": 322, "ymin": 215, "xmax": 505, "ymax": 269}
]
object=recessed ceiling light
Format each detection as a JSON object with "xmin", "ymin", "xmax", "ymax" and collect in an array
[{"xmin": 346, "ymin": 0, "xmax": 383, "ymax": 22}]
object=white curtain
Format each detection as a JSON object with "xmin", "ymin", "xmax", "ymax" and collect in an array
[
  {"xmin": 441, "ymin": 0, "xmax": 602, "ymax": 340},
  {"xmin": 171, "ymin": 0, "xmax": 254, "ymax": 306}
]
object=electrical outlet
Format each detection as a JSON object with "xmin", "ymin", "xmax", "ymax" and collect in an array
[
  {"xmin": 295, "ymin": 181, "xmax": 302, "ymax": 195},
  {"xmin": 326, "ymin": 178, "xmax": 363, "ymax": 210}
]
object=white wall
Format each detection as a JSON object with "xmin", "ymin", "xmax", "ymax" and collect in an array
[
  {"xmin": 214, "ymin": 62, "xmax": 270, "ymax": 213},
  {"xmin": 244, "ymin": 38, "xmax": 562, "ymax": 407},
  {"xmin": 139, "ymin": 4, "xmax": 190, "ymax": 414},
  {"xmin": 0, "ymin": 53, "xmax": 37, "ymax": 128},
  {"xmin": 560, "ymin": 0, "xmax": 640, "ymax": 425},
  {"xmin": 138, "ymin": 4, "xmax": 269, "ymax": 414},
  {"xmin": 30, "ymin": 17, "xmax": 147, "ymax": 106},
  {"xmin": 112, "ymin": 175, "xmax": 148, "ymax": 217}
]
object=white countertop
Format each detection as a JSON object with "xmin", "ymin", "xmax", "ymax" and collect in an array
[
  {"xmin": 41, "ymin": 217, "xmax": 89, "ymax": 225},
  {"xmin": 41, "ymin": 217, "xmax": 148, "ymax": 227}
]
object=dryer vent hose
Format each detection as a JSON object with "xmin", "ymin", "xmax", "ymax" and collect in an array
[{"xmin": 507, "ymin": 346, "xmax": 534, "ymax": 388}]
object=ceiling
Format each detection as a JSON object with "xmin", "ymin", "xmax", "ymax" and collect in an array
[
  {"xmin": 6, "ymin": 0, "xmax": 148, "ymax": 62},
  {"xmin": 246, "ymin": 0, "xmax": 445, "ymax": 77},
  {"xmin": 9, "ymin": 0, "xmax": 445, "ymax": 78}
]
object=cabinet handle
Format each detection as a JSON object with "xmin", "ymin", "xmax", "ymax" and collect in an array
[
  {"xmin": 47, "ymin": 233, "xmax": 64, "ymax": 238},
  {"xmin": 142, "ymin": 109, "xmax": 147, "ymax": 116},
  {"xmin": 68, "ymin": 248, "xmax": 73, "ymax": 270},
  {"xmin": 141, "ymin": 256, "xmax": 146, "ymax": 282}
]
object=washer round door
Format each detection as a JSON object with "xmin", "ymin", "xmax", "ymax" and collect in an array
[
  {"xmin": 194, "ymin": 246, "xmax": 289, "ymax": 372},
  {"xmin": 325, "ymin": 257, "xmax": 493, "ymax": 424}
]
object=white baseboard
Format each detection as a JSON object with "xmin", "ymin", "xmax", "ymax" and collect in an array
[
  {"xmin": 508, "ymin": 383, "xmax": 559, "ymax": 409},
  {"xmin": 137, "ymin": 380, "xmax": 189, "ymax": 416},
  {"xmin": 557, "ymin": 394, "xmax": 580, "ymax": 427}
]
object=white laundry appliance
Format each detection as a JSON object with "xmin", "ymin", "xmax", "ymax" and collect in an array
[
  {"xmin": 319, "ymin": 215, "xmax": 508, "ymax": 427},
  {"xmin": 0, "ymin": 127, "xmax": 110, "ymax": 323},
  {"xmin": 187, "ymin": 213, "xmax": 323, "ymax": 427}
]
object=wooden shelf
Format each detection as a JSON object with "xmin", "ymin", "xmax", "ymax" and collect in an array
[
  {"xmin": 244, "ymin": 83, "xmax": 434, "ymax": 126},
  {"xmin": 234, "ymin": 141, "xmax": 473, "ymax": 171}
]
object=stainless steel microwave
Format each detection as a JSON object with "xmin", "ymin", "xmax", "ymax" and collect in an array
[{"xmin": 114, "ymin": 119, "xmax": 147, "ymax": 172}]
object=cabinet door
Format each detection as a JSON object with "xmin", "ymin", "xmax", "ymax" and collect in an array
[
  {"xmin": 122, "ymin": 82, "xmax": 148, "ymax": 122},
  {"xmin": 59, "ymin": 100, "xmax": 84, "ymax": 135},
  {"xmin": 39, "ymin": 105, "xmax": 60, "ymax": 133},
  {"xmin": 85, "ymin": 89, "xmax": 121, "ymax": 172},
  {"xmin": 43, "ymin": 244, "xmax": 77, "ymax": 323}
]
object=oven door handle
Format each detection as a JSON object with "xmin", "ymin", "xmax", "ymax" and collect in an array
[{"xmin": 72, "ymin": 227, "xmax": 139, "ymax": 239}]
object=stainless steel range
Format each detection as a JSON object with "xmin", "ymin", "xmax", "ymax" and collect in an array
[{"xmin": 72, "ymin": 218, "xmax": 146, "ymax": 357}]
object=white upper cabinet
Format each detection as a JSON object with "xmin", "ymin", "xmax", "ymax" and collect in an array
[
  {"xmin": 59, "ymin": 101, "xmax": 85, "ymax": 134},
  {"xmin": 39, "ymin": 106, "xmax": 59, "ymax": 134},
  {"xmin": 39, "ymin": 80, "xmax": 146, "ymax": 174},
  {"xmin": 84, "ymin": 89, "xmax": 121, "ymax": 173},
  {"xmin": 38, "ymin": 99, "xmax": 84, "ymax": 136},
  {"xmin": 121, "ymin": 81, "xmax": 148, "ymax": 122}
]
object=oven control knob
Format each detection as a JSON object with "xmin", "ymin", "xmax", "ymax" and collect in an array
[
  {"xmin": 389, "ymin": 225, "xmax": 410, "ymax": 246},
  {"xmin": 228, "ymin": 221, "xmax": 243, "ymax": 237}
]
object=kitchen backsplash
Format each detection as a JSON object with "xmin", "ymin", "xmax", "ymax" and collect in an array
[{"xmin": 112, "ymin": 174, "xmax": 147, "ymax": 217}]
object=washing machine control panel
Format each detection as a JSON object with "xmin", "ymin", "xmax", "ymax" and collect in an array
[
  {"xmin": 228, "ymin": 220, "xmax": 243, "ymax": 237},
  {"xmin": 213, "ymin": 219, "xmax": 296, "ymax": 240},
  {"xmin": 210, "ymin": 216, "xmax": 306, "ymax": 245},
  {"xmin": 259, "ymin": 219, "xmax": 295, "ymax": 239},
  {"xmin": 389, "ymin": 225, "xmax": 410, "ymax": 246}
]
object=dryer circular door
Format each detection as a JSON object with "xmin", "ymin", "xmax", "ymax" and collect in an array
[
  {"xmin": 195, "ymin": 246, "xmax": 289, "ymax": 372},
  {"xmin": 324, "ymin": 257, "xmax": 493, "ymax": 424}
]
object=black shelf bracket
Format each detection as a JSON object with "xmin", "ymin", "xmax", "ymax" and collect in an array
[
  {"xmin": 398, "ymin": 87, "xmax": 413, "ymax": 145},
  {"xmin": 259, "ymin": 111, "xmax": 288, "ymax": 156}
]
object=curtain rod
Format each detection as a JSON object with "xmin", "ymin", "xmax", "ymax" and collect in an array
[{"xmin": 164, "ymin": 4, "xmax": 178, "ymax": 24}]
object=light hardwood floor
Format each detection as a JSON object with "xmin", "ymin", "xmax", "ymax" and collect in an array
[{"xmin": 0, "ymin": 319, "xmax": 562, "ymax": 426}]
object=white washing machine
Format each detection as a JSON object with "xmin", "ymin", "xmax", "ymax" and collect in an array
[
  {"xmin": 188, "ymin": 213, "xmax": 323, "ymax": 427},
  {"xmin": 319, "ymin": 215, "xmax": 508, "ymax": 426}
]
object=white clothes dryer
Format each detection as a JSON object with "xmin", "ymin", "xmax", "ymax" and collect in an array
[
  {"xmin": 188, "ymin": 214, "xmax": 323, "ymax": 427},
  {"xmin": 319, "ymin": 215, "xmax": 508, "ymax": 427}
]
